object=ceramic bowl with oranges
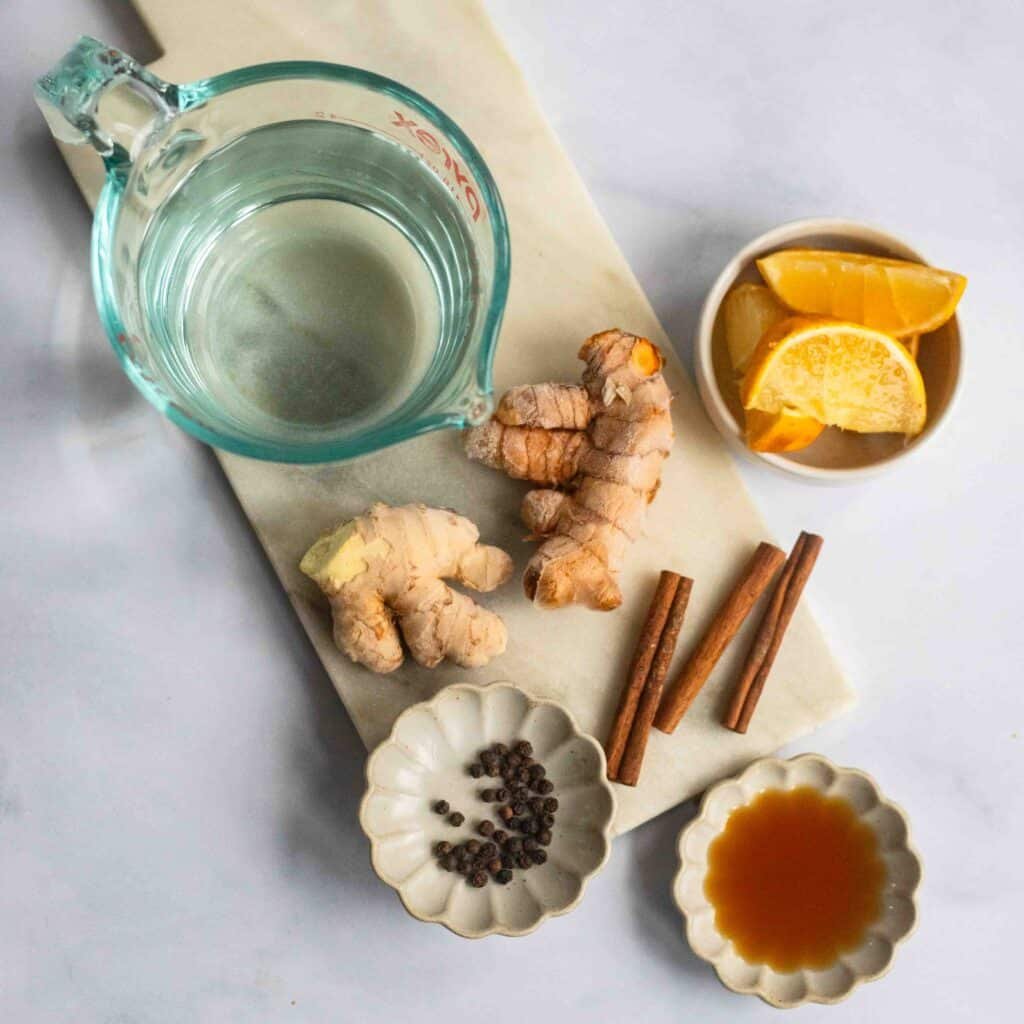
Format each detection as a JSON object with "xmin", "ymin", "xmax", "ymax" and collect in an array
[{"xmin": 696, "ymin": 219, "xmax": 965, "ymax": 482}]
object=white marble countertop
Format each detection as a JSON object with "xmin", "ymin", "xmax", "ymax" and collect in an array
[{"xmin": 2, "ymin": 1, "xmax": 1020, "ymax": 1020}]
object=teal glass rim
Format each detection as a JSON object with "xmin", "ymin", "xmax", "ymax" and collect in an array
[{"xmin": 91, "ymin": 59, "xmax": 511, "ymax": 464}]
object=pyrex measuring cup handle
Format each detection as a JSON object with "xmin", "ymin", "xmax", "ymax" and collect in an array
[{"xmin": 35, "ymin": 36, "xmax": 178, "ymax": 169}]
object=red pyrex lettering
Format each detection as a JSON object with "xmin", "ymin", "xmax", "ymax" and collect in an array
[{"xmin": 391, "ymin": 112, "xmax": 482, "ymax": 221}]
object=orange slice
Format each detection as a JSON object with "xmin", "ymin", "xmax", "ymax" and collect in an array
[
  {"xmin": 757, "ymin": 249, "xmax": 966, "ymax": 338},
  {"xmin": 723, "ymin": 283, "xmax": 789, "ymax": 375},
  {"xmin": 745, "ymin": 408, "xmax": 825, "ymax": 452},
  {"xmin": 742, "ymin": 316, "xmax": 927, "ymax": 436},
  {"xmin": 723, "ymin": 283, "xmax": 824, "ymax": 452}
]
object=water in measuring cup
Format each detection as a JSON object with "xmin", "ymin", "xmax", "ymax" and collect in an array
[
  {"xmin": 138, "ymin": 120, "xmax": 470, "ymax": 434},
  {"xmin": 183, "ymin": 198, "xmax": 438, "ymax": 426}
]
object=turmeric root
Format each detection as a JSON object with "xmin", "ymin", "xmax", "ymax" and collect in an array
[
  {"xmin": 465, "ymin": 329, "xmax": 673, "ymax": 610},
  {"xmin": 300, "ymin": 503, "xmax": 513, "ymax": 673}
]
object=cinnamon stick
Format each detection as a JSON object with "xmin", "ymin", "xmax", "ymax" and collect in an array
[
  {"xmin": 617, "ymin": 576, "xmax": 693, "ymax": 787},
  {"xmin": 723, "ymin": 534, "xmax": 807, "ymax": 729},
  {"xmin": 654, "ymin": 542, "xmax": 785, "ymax": 734},
  {"xmin": 726, "ymin": 532, "xmax": 823, "ymax": 734},
  {"xmin": 605, "ymin": 571, "xmax": 681, "ymax": 780}
]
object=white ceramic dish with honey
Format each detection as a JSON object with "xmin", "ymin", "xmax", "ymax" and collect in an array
[
  {"xmin": 359, "ymin": 682, "xmax": 615, "ymax": 938},
  {"xmin": 673, "ymin": 753, "xmax": 922, "ymax": 1008},
  {"xmin": 695, "ymin": 218, "xmax": 963, "ymax": 482}
]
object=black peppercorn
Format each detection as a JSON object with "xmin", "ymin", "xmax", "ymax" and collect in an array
[
  {"xmin": 516, "ymin": 767, "xmax": 531, "ymax": 784},
  {"xmin": 481, "ymin": 749, "xmax": 498, "ymax": 765},
  {"xmin": 448, "ymin": 811, "xmax": 465, "ymax": 827},
  {"xmin": 433, "ymin": 799, "xmax": 450, "ymax": 815},
  {"xmin": 543, "ymin": 797, "xmax": 559, "ymax": 813},
  {"xmin": 512, "ymin": 801, "xmax": 527, "ymax": 817},
  {"xmin": 523, "ymin": 837, "xmax": 539, "ymax": 852},
  {"xmin": 480, "ymin": 788, "xmax": 495, "ymax": 803},
  {"xmin": 441, "ymin": 853, "xmax": 458, "ymax": 871},
  {"xmin": 506, "ymin": 837, "xmax": 523, "ymax": 854},
  {"xmin": 540, "ymin": 813, "xmax": 555, "ymax": 828},
  {"xmin": 478, "ymin": 820, "xmax": 495, "ymax": 837},
  {"xmin": 493, "ymin": 829, "xmax": 508, "ymax": 845},
  {"xmin": 521, "ymin": 818, "xmax": 538, "ymax": 836},
  {"xmin": 537, "ymin": 829, "xmax": 552, "ymax": 846},
  {"xmin": 516, "ymin": 853, "xmax": 532, "ymax": 870},
  {"xmin": 501, "ymin": 853, "xmax": 516, "ymax": 869},
  {"xmin": 479, "ymin": 842, "xmax": 497, "ymax": 859},
  {"xmin": 456, "ymin": 860, "xmax": 472, "ymax": 875},
  {"xmin": 506, "ymin": 752, "xmax": 522, "ymax": 770},
  {"xmin": 486, "ymin": 857, "xmax": 503, "ymax": 874},
  {"xmin": 530, "ymin": 849, "xmax": 547, "ymax": 865},
  {"xmin": 529, "ymin": 798, "xmax": 545, "ymax": 815},
  {"xmin": 506, "ymin": 817, "xmax": 521, "ymax": 831},
  {"xmin": 495, "ymin": 787, "xmax": 509, "ymax": 803},
  {"xmin": 536, "ymin": 779, "xmax": 554, "ymax": 795},
  {"xmin": 528, "ymin": 763, "xmax": 545, "ymax": 779},
  {"xmin": 465, "ymin": 839, "xmax": 481, "ymax": 855},
  {"xmin": 435, "ymin": 840, "xmax": 453, "ymax": 857},
  {"xmin": 514, "ymin": 740, "xmax": 533, "ymax": 758},
  {"xmin": 470, "ymin": 870, "xmax": 488, "ymax": 888},
  {"xmin": 498, "ymin": 804, "xmax": 514, "ymax": 822},
  {"xmin": 486, "ymin": 762, "xmax": 503, "ymax": 778},
  {"xmin": 492, "ymin": 742, "xmax": 509, "ymax": 757},
  {"xmin": 495, "ymin": 868, "xmax": 513, "ymax": 884}
]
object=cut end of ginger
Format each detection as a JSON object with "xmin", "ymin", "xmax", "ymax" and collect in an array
[{"xmin": 629, "ymin": 337, "xmax": 665, "ymax": 376}]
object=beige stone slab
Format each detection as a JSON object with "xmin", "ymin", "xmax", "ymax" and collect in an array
[{"xmin": 55, "ymin": 0, "xmax": 853, "ymax": 834}]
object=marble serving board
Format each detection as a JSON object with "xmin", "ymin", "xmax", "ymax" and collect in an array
[{"xmin": 55, "ymin": 0, "xmax": 854, "ymax": 834}]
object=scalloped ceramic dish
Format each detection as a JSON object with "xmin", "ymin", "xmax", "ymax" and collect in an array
[
  {"xmin": 673, "ymin": 754, "xmax": 921, "ymax": 1007},
  {"xmin": 359, "ymin": 682, "xmax": 615, "ymax": 938}
]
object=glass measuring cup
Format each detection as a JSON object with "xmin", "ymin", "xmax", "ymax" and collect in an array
[{"xmin": 36, "ymin": 37, "xmax": 509, "ymax": 463}]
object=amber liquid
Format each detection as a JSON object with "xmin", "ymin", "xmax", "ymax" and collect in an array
[{"xmin": 704, "ymin": 787, "xmax": 885, "ymax": 972}]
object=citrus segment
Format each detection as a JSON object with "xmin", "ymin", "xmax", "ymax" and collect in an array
[
  {"xmin": 741, "ymin": 316, "xmax": 927, "ymax": 436},
  {"xmin": 757, "ymin": 249, "xmax": 965, "ymax": 338},
  {"xmin": 745, "ymin": 408, "xmax": 825, "ymax": 453},
  {"xmin": 722, "ymin": 283, "xmax": 823, "ymax": 453},
  {"xmin": 723, "ymin": 283, "xmax": 789, "ymax": 375}
]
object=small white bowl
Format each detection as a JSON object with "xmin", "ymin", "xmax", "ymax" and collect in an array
[
  {"xmin": 695, "ymin": 218, "xmax": 963, "ymax": 482},
  {"xmin": 359, "ymin": 682, "xmax": 615, "ymax": 938},
  {"xmin": 673, "ymin": 753, "xmax": 922, "ymax": 1008}
]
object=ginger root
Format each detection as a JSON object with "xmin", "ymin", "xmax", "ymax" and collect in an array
[
  {"xmin": 465, "ymin": 329, "xmax": 673, "ymax": 610},
  {"xmin": 300, "ymin": 503, "xmax": 513, "ymax": 673}
]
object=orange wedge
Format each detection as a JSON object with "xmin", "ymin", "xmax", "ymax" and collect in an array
[
  {"xmin": 757, "ymin": 249, "xmax": 966, "ymax": 338},
  {"xmin": 723, "ymin": 283, "xmax": 824, "ymax": 452},
  {"xmin": 742, "ymin": 316, "xmax": 927, "ymax": 436},
  {"xmin": 723, "ymin": 283, "xmax": 789, "ymax": 375},
  {"xmin": 745, "ymin": 408, "xmax": 825, "ymax": 452}
]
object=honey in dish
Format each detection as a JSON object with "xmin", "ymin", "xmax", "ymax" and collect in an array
[{"xmin": 704, "ymin": 787, "xmax": 885, "ymax": 972}]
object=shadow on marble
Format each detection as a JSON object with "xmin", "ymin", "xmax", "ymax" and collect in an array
[
  {"xmin": 629, "ymin": 796, "xmax": 717, "ymax": 984},
  {"xmin": 14, "ymin": 116, "xmax": 148, "ymax": 438},
  {"xmin": 92, "ymin": 0, "xmax": 165, "ymax": 63},
  {"xmin": 650, "ymin": 219, "xmax": 775, "ymax": 373},
  {"xmin": 199, "ymin": 447, "xmax": 389, "ymax": 904}
]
